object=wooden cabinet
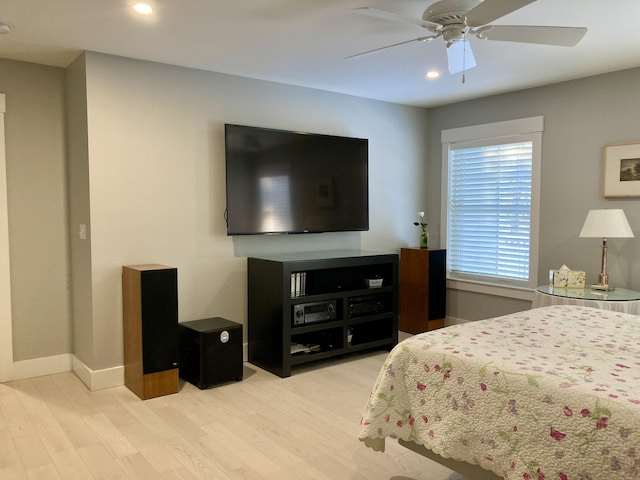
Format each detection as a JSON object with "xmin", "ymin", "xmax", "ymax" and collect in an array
[
  {"xmin": 399, "ymin": 248, "xmax": 446, "ymax": 334},
  {"xmin": 122, "ymin": 264, "xmax": 179, "ymax": 399},
  {"xmin": 247, "ymin": 250, "xmax": 398, "ymax": 378}
]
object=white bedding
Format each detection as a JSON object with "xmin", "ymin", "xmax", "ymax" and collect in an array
[{"xmin": 359, "ymin": 305, "xmax": 640, "ymax": 479}]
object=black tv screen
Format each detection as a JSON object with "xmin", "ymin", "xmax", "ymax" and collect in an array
[{"xmin": 224, "ymin": 124, "xmax": 369, "ymax": 235}]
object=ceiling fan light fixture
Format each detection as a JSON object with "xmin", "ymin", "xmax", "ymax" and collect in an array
[
  {"xmin": 447, "ymin": 39, "xmax": 476, "ymax": 74},
  {"xmin": 425, "ymin": 70, "xmax": 441, "ymax": 79},
  {"xmin": 441, "ymin": 24, "xmax": 468, "ymax": 46}
]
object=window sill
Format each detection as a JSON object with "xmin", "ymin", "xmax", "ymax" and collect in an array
[{"xmin": 446, "ymin": 278, "xmax": 535, "ymax": 302}]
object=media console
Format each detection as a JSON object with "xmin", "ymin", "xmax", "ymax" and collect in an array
[{"xmin": 247, "ymin": 250, "xmax": 399, "ymax": 377}]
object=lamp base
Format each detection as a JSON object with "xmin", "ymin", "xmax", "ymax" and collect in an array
[{"xmin": 591, "ymin": 271, "xmax": 613, "ymax": 291}]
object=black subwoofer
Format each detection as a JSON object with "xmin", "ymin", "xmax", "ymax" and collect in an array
[{"xmin": 179, "ymin": 317, "xmax": 243, "ymax": 389}]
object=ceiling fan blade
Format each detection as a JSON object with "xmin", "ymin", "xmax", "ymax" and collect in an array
[
  {"xmin": 346, "ymin": 36, "xmax": 436, "ymax": 59},
  {"xmin": 466, "ymin": 0, "xmax": 537, "ymax": 27},
  {"xmin": 446, "ymin": 40, "xmax": 476, "ymax": 74},
  {"xmin": 352, "ymin": 7, "xmax": 440, "ymax": 30},
  {"xmin": 476, "ymin": 25, "xmax": 587, "ymax": 46}
]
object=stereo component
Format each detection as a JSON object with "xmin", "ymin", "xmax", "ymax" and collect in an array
[
  {"xmin": 348, "ymin": 294, "xmax": 387, "ymax": 318},
  {"xmin": 293, "ymin": 299, "xmax": 337, "ymax": 326}
]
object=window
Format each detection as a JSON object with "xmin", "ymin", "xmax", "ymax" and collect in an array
[{"xmin": 441, "ymin": 117, "xmax": 542, "ymax": 292}]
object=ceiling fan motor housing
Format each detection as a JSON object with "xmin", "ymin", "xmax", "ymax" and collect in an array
[
  {"xmin": 422, "ymin": 0, "xmax": 480, "ymax": 45},
  {"xmin": 441, "ymin": 25, "xmax": 468, "ymax": 45},
  {"xmin": 422, "ymin": 0, "xmax": 480, "ymax": 23}
]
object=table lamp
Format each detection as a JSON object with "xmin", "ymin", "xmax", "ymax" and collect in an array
[{"xmin": 579, "ymin": 209, "xmax": 634, "ymax": 291}]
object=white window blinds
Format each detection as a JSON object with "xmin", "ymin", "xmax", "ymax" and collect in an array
[
  {"xmin": 447, "ymin": 140, "xmax": 533, "ymax": 284},
  {"xmin": 442, "ymin": 116, "xmax": 542, "ymax": 292}
]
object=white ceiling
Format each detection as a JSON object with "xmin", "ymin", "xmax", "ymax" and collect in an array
[{"xmin": 1, "ymin": 0, "xmax": 640, "ymax": 107}]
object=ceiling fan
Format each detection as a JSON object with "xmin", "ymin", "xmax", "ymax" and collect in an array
[{"xmin": 349, "ymin": 0, "xmax": 587, "ymax": 77}]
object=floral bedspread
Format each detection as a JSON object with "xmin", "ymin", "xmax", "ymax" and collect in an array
[{"xmin": 359, "ymin": 305, "xmax": 640, "ymax": 479}]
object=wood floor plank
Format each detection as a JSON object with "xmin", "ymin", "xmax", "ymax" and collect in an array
[
  {"xmin": 10, "ymin": 378, "xmax": 49, "ymax": 418},
  {"xmin": 55, "ymin": 374, "xmax": 107, "ymax": 416},
  {"xmin": 199, "ymin": 420, "xmax": 282, "ymax": 477},
  {"xmin": 90, "ymin": 388, "xmax": 140, "ymax": 429},
  {"xmin": 43, "ymin": 445, "xmax": 96, "ymax": 480},
  {"xmin": 0, "ymin": 427, "xmax": 26, "ymax": 477},
  {"xmin": 31, "ymin": 409, "xmax": 79, "ymax": 455},
  {"xmin": 145, "ymin": 404, "xmax": 207, "ymax": 440},
  {"xmin": 0, "ymin": 390, "xmax": 53, "ymax": 471},
  {"xmin": 31, "ymin": 374, "xmax": 102, "ymax": 450},
  {"xmin": 0, "ymin": 466, "xmax": 26, "ymax": 480},
  {"xmin": 0, "ymin": 351, "xmax": 463, "ymax": 480},
  {"xmin": 117, "ymin": 422, "xmax": 185, "ymax": 474},
  {"xmin": 161, "ymin": 388, "xmax": 220, "ymax": 427},
  {"xmin": 160, "ymin": 467, "xmax": 200, "ymax": 480},
  {"xmin": 117, "ymin": 452, "xmax": 163, "ymax": 480},
  {"xmin": 49, "ymin": 403, "xmax": 102, "ymax": 450},
  {"xmin": 77, "ymin": 443, "xmax": 127, "ymax": 480},
  {"xmin": 116, "ymin": 400, "xmax": 232, "ymax": 479},
  {"xmin": 26, "ymin": 463, "xmax": 63, "ymax": 480},
  {"xmin": 84, "ymin": 412, "xmax": 139, "ymax": 458}
]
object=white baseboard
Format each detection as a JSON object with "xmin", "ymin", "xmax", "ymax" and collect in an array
[
  {"xmin": 0, "ymin": 352, "xmax": 123, "ymax": 391},
  {"xmin": 72, "ymin": 356, "xmax": 124, "ymax": 391},
  {"xmin": 3, "ymin": 342, "xmax": 250, "ymax": 391},
  {"xmin": 5, "ymin": 353, "xmax": 73, "ymax": 382}
]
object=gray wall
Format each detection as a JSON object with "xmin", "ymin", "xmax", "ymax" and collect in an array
[
  {"xmin": 3, "ymin": 51, "xmax": 640, "ymax": 370},
  {"xmin": 428, "ymin": 67, "xmax": 640, "ymax": 320},
  {"xmin": 65, "ymin": 54, "xmax": 94, "ymax": 368},
  {"xmin": 0, "ymin": 58, "xmax": 71, "ymax": 360},
  {"xmin": 63, "ymin": 52, "xmax": 429, "ymax": 371}
]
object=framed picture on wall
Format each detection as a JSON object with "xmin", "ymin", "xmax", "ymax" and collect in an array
[{"xmin": 603, "ymin": 142, "xmax": 640, "ymax": 197}]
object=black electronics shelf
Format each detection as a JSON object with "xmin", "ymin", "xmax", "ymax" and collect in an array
[{"xmin": 247, "ymin": 250, "xmax": 399, "ymax": 377}]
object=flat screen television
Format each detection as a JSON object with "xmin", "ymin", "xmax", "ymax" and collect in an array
[{"xmin": 224, "ymin": 124, "xmax": 369, "ymax": 235}]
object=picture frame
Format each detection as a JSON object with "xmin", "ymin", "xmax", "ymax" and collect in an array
[{"xmin": 603, "ymin": 142, "xmax": 640, "ymax": 197}]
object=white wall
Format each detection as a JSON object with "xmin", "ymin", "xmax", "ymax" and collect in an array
[{"xmin": 72, "ymin": 52, "xmax": 429, "ymax": 375}]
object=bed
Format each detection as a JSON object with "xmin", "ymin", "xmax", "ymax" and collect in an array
[{"xmin": 359, "ymin": 305, "xmax": 640, "ymax": 479}]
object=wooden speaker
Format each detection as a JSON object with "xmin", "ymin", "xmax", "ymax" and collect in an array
[
  {"xmin": 122, "ymin": 264, "xmax": 179, "ymax": 399},
  {"xmin": 399, "ymin": 248, "xmax": 446, "ymax": 334}
]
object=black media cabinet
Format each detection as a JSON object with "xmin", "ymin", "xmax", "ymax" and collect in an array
[{"xmin": 247, "ymin": 250, "xmax": 398, "ymax": 377}]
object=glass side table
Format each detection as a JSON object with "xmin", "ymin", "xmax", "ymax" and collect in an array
[{"xmin": 533, "ymin": 285, "xmax": 640, "ymax": 314}]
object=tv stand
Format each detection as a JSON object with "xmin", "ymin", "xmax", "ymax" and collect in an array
[{"xmin": 247, "ymin": 250, "xmax": 399, "ymax": 377}]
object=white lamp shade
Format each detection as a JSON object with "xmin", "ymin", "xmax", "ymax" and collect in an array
[{"xmin": 579, "ymin": 209, "xmax": 634, "ymax": 238}]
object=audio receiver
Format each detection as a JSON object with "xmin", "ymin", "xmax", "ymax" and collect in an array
[{"xmin": 292, "ymin": 300, "xmax": 337, "ymax": 326}]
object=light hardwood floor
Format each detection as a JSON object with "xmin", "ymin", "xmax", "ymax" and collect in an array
[{"xmin": 0, "ymin": 350, "xmax": 465, "ymax": 480}]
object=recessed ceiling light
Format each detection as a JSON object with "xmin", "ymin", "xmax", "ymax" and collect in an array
[
  {"xmin": 425, "ymin": 70, "xmax": 440, "ymax": 80},
  {"xmin": 0, "ymin": 21, "xmax": 12, "ymax": 34},
  {"xmin": 133, "ymin": 3, "xmax": 153, "ymax": 15}
]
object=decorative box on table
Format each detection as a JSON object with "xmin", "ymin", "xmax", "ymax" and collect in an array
[{"xmin": 550, "ymin": 266, "xmax": 585, "ymax": 289}]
